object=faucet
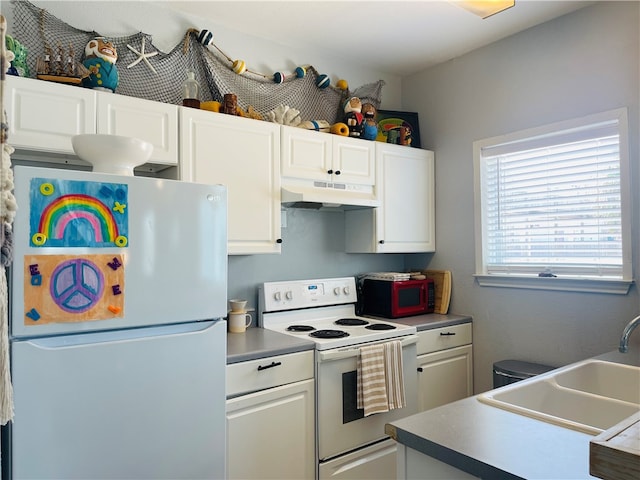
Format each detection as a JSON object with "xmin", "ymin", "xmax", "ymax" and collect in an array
[{"xmin": 619, "ymin": 314, "xmax": 640, "ymax": 353}]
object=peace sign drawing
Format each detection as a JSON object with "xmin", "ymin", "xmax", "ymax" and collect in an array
[{"xmin": 24, "ymin": 254, "xmax": 125, "ymax": 325}]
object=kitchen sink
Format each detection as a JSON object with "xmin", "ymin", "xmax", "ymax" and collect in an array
[{"xmin": 478, "ymin": 359, "xmax": 640, "ymax": 435}]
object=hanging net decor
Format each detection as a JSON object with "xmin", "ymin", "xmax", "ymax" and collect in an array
[{"xmin": 10, "ymin": 0, "xmax": 385, "ymax": 124}]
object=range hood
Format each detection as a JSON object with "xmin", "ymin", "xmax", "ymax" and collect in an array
[{"xmin": 281, "ymin": 183, "xmax": 380, "ymax": 210}]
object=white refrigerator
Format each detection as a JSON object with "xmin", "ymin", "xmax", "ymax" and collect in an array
[{"xmin": 2, "ymin": 165, "xmax": 228, "ymax": 479}]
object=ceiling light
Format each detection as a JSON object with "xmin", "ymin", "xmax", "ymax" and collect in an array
[{"xmin": 456, "ymin": 1, "xmax": 515, "ymax": 19}]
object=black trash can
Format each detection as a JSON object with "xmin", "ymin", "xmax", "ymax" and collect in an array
[{"xmin": 493, "ymin": 360, "xmax": 554, "ymax": 388}]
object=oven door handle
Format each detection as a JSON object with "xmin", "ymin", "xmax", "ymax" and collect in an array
[{"xmin": 317, "ymin": 334, "xmax": 418, "ymax": 362}]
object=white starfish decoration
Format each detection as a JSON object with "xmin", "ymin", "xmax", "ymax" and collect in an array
[{"xmin": 126, "ymin": 37, "xmax": 158, "ymax": 74}]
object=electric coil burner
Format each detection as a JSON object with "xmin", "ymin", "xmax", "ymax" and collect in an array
[
  {"xmin": 310, "ymin": 329, "xmax": 350, "ymax": 339},
  {"xmin": 286, "ymin": 325, "xmax": 315, "ymax": 332},
  {"xmin": 258, "ymin": 277, "xmax": 419, "ymax": 480},
  {"xmin": 335, "ymin": 318, "xmax": 369, "ymax": 326}
]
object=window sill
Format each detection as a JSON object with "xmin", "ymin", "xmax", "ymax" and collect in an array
[{"xmin": 474, "ymin": 275, "xmax": 634, "ymax": 295}]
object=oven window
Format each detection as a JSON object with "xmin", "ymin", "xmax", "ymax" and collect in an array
[
  {"xmin": 398, "ymin": 288, "xmax": 420, "ymax": 307},
  {"xmin": 342, "ymin": 371, "xmax": 364, "ymax": 424}
]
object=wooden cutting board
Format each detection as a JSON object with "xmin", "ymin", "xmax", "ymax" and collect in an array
[
  {"xmin": 590, "ymin": 412, "xmax": 640, "ymax": 480},
  {"xmin": 421, "ymin": 270, "xmax": 451, "ymax": 314}
]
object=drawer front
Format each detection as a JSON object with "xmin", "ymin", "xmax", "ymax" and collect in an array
[
  {"xmin": 417, "ymin": 323, "xmax": 472, "ymax": 355},
  {"xmin": 227, "ymin": 350, "xmax": 314, "ymax": 398}
]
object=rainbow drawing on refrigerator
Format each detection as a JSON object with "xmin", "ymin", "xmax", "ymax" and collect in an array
[{"xmin": 29, "ymin": 177, "xmax": 129, "ymax": 248}]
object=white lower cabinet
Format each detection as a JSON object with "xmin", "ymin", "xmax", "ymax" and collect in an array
[
  {"xmin": 180, "ymin": 109, "xmax": 282, "ymax": 254},
  {"xmin": 226, "ymin": 351, "xmax": 315, "ymax": 479},
  {"xmin": 396, "ymin": 444, "xmax": 479, "ymax": 479},
  {"xmin": 416, "ymin": 323, "xmax": 473, "ymax": 412},
  {"xmin": 345, "ymin": 143, "xmax": 435, "ymax": 253}
]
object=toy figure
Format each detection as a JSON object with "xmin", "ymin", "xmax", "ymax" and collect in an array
[
  {"xmin": 222, "ymin": 93, "xmax": 238, "ymax": 115},
  {"xmin": 82, "ymin": 37, "xmax": 118, "ymax": 92},
  {"xmin": 343, "ymin": 97, "xmax": 364, "ymax": 138},
  {"xmin": 361, "ymin": 103, "xmax": 378, "ymax": 141}
]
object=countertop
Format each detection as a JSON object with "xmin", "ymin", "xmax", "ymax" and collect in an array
[
  {"xmin": 386, "ymin": 348, "xmax": 640, "ymax": 480},
  {"xmin": 226, "ymin": 312, "xmax": 472, "ymax": 364}
]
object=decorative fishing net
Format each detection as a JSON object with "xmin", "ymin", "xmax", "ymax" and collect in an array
[{"xmin": 10, "ymin": 0, "xmax": 385, "ymax": 124}]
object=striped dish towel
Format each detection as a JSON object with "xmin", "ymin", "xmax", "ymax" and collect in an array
[{"xmin": 357, "ymin": 340, "xmax": 406, "ymax": 416}]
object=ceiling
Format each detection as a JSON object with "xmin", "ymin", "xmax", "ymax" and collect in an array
[{"xmin": 159, "ymin": 0, "xmax": 593, "ymax": 76}]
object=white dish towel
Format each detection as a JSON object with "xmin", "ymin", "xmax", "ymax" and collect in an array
[{"xmin": 357, "ymin": 340, "xmax": 405, "ymax": 416}]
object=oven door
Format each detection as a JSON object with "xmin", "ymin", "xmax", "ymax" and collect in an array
[{"xmin": 316, "ymin": 335, "xmax": 418, "ymax": 461}]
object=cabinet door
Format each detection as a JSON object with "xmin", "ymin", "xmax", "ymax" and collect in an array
[
  {"xmin": 345, "ymin": 144, "xmax": 435, "ymax": 253},
  {"xmin": 180, "ymin": 109, "xmax": 281, "ymax": 254},
  {"xmin": 332, "ymin": 135, "xmax": 375, "ymax": 186},
  {"xmin": 281, "ymin": 125, "xmax": 332, "ymax": 181},
  {"xmin": 5, "ymin": 76, "xmax": 96, "ymax": 154},
  {"xmin": 97, "ymin": 92, "xmax": 178, "ymax": 165},
  {"xmin": 377, "ymin": 144, "xmax": 435, "ymax": 252},
  {"xmin": 226, "ymin": 379, "xmax": 315, "ymax": 480},
  {"xmin": 417, "ymin": 344, "xmax": 473, "ymax": 412}
]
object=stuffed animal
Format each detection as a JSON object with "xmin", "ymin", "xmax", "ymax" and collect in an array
[
  {"xmin": 343, "ymin": 97, "xmax": 364, "ymax": 138},
  {"xmin": 5, "ymin": 35, "xmax": 28, "ymax": 77},
  {"xmin": 82, "ymin": 37, "xmax": 118, "ymax": 92},
  {"xmin": 361, "ymin": 103, "xmax": 378, "ymax": 141}
]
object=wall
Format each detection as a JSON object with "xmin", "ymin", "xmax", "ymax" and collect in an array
[
  {"xmin": 403, "ymin": 1, "xmax": 640, "ymax": 392},
  {"xmin": 2, "ymin": 1, "xmax": 411, "ymax": 311}
]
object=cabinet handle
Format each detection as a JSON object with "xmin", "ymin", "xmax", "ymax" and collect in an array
[
  {"xmin": 440, "ymin": 332, "xmax": 456, "ymax": 336},
  {"xmin": 417, "ymin": 367, "xmax": 424, "ymax": 372},
  {"xmin": 379, "ymin": 240, "xmax": 385, "ymax": 244},
  {"xmin": 276, "ymin": 238, "xmax": 283, "ymax": 244},
  {"xmin": 257, "ymin": 361, "xmax": 282, "ymax": 371},
  {"xmin": 327, "ymin": 169, "xmax": 333, "ymax": 174},
  {"xmin": 334, "ymin": 170, "xmax": 341, "ymax": 175}
]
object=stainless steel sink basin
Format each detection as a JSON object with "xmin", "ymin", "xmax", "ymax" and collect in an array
[{"xmin": 478, "ymin": 359, "xmax": 640, "ymax": 435}]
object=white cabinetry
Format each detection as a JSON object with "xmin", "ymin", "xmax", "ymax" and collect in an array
[
  {"xmin": 396, "ymin": 444, "xmax": 479, "ymax": 479},
  {"xmin": 416, "ymin": 323, "xmax": 473, "ymax": 412},
  {"xmin": 281, "ymin": 125, "xmax": 375, "ymax": 185},
  {"xmin": 5, "ymin": 75, "xmax": 96, "ymax": 154},
  {"xmin": 345, "ymin": 143, "xmax": 435, "ymax": 253},
  {"xmin": 226, "ymin": 351, "xmax": 315, "ymax": 480},
  {"xmin": 5, "ymin": 76, "xmax": 179, "ymax": 172},
  {"xmin": 180, "ymin": 109, "xmax": 282, "ymax": 254},
  {"xmin": 96, "ymin": 92, "xmax": 178, "ymax": 167}
]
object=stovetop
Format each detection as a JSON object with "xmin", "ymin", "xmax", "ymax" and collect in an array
[{"xmin": 259, "ymin": 277, "xmax": 416, "ymax": 350}]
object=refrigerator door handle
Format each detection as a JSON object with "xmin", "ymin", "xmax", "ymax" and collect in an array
[{"xmin": 18, "ymin": 320, "xmax": 221, "ymax": 349}]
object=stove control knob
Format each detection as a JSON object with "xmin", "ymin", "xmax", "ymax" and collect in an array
[
  {"xmin": 343, "ymin": 286, "xmax": 350, "ymax": 295},
  {"xmin": 273, "ymin": 291, "xmax": 282, "ymax": 302},
  {"xmin": 285, "ymin": 291, "xmax": 293, "ymax": 300},
  {"xmin": 333, "ymin": 287, "xmax": 341, "ymax": 296}
]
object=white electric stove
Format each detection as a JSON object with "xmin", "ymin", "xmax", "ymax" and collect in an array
[
  {"xmin": 259, "ymin": 277, "xmax": 419, "ymax": 479},
  {"xmin": 258, "ymin": 277, "xmax": 416, "ymax": 350}
]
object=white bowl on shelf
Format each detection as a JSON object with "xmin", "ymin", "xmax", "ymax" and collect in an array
[{"xmin": 71, "ymin": 134, "xmax": 153, "ymax": 176}]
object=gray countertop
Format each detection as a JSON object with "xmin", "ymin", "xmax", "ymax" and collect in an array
[
  {"xmin": 226, "ymin": 313, "xmax": 472, "ymax": 364},
  {"xmin": 226, "ymin": 326, "xmax": 315, "ymax": 364},
  {"xmin": 387, "ymin": 348, "xmax": 640, "ymax": 480}
]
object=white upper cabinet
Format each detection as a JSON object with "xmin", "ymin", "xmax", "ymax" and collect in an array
[
  {"xmin": 5, "ymin": 75, "xmax": 96, "ymax": 155},
  {"xmin": 96, "ymin": 91, "xmax": 179, "ymax": 166},
  {"xmin": 281, "ymin": 125, "xmax": 375, "ymax": 185},
  {"xmin": 5, "ymin": 76, "xmax": 178, "ymax": 169},
  {"xmin": 180, "ymin": 108, "xmax": 282, "ymax": 255},
  {"xmin": 345, "ymin": 143, "xmax": 435, "ymax": 253}
]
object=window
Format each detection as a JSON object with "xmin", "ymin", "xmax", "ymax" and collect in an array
[{"xmin": 474, "ymin": 108, "xmax": 632, "ymax": 294}]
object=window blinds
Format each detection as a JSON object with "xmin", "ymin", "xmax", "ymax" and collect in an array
[{"xmin": 481, "ymin": 119, "xmax": 623, "ymax": 278}]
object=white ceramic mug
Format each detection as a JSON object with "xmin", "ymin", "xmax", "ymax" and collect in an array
[
  {"xmin": 229, "ymin": 299, "xmax": 248, "ymax": 313},
  {"xmin": 228, "ymin": 312, "xmax": 252, "ymax": 333}
]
